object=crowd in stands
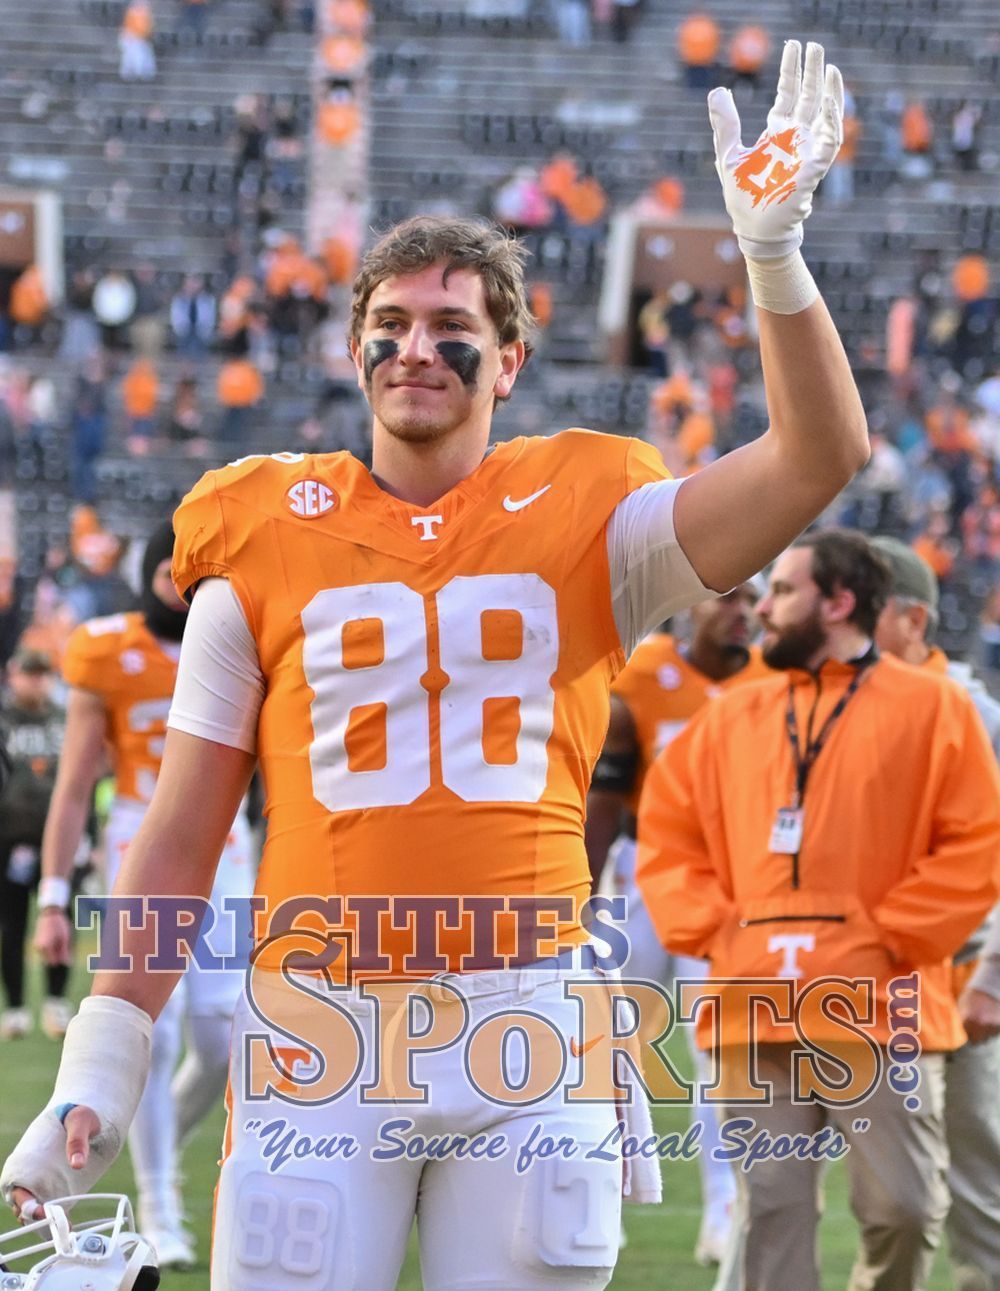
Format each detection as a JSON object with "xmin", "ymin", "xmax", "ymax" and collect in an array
[{"xmin": 0, "ymin": 0, "xmax": 997, "ymax": 684}]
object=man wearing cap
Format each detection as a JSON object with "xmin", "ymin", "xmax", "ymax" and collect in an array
[
  {"xmin": 873, "ymin": 534, "xmax": 1000, "ymax": 1291},
  {"xmin": 638, "ymin": 528, "xmax": 1000, "ymax": 1291},
  {"xmin": 0, "ymin": 649, "xmax": 71, "ymax": 1040}
]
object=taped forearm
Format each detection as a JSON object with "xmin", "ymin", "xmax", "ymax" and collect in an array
[
  {"xmin": 745, "ymin": 250, "xmax": 819, "ymax": 316},
  {"xmin": 1, "ymin": 996, "xmax": 152, "ymax": 1206}
]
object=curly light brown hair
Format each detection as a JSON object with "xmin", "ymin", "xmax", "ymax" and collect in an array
[{"xmin": 349, "ymin": 215, "xmax": 537, "ymax": 360}]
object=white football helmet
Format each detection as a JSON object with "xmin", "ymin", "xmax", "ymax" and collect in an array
[{"xmin": 0, "ymin": 1195, "xmax": 159, "ymax": 1289}]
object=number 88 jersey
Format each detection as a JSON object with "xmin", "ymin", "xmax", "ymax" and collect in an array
[{"xmin": 172, "ymin": 430, "xmax": 670, "ymax": 972}]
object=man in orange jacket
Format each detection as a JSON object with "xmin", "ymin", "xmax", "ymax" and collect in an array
[
  {"xmin": 637, "ymin": 529, "xmax": 1000, "ymax": 1291},
  {"xmin": 872, "ymin": 535, "xmax": 1000, "ymax": 1291}
]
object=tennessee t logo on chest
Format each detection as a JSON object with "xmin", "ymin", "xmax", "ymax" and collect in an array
[{"xmin": 411, "ymin": 515, "xmax": 444, "ymax": 541}]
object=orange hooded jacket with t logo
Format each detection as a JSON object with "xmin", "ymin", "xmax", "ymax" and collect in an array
[{"xmin": 636, "ymin": 653, "xmax": 1000, "ymax": 1051}]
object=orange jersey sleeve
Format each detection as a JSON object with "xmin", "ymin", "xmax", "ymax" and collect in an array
[
  {"xmin": 62, "ymin": 613, "xmax": 177, "ymax": 805},
  {"xmin": 613, "ymin": 637, "xmax": 770, "ymax": 815},
  {"xmin": 171, "ymin": 433, "xmax": 675, "ymax": 973}
]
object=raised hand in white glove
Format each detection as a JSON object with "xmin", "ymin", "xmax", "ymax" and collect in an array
[{"xmin": 710, "ymin": 40, "xmax": 844, "ymax": 261}]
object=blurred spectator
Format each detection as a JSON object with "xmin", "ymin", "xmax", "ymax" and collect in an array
[
  {"xmin": 663, "ymin": 280, "xmax": 702, "ymax": 370},
  {"xmin": 629, "ymin": 176, "xmax": 685, "ymax": 220},
  {"xmin": 529, "ymin": 282, "xmax": 553, "ymax": 333},
  {"xmin": 637, "ymin": 291, "xmax": 670, "ymax": 376},
  {"xmin": 91, "ymin": 269, "xmax": 137, "ymax": 350},
  {"xmin": 0, "ymin": 648, "xmax": 69, "ymax": 1042},
  {"xmin": 845, "ymin": 432, "xmax": 907, "ymax": 531},
  {"xmin": 121, "ymin": 358, "xmax": 160, "ymax": 450},
  {"xmin": 167, "ymin": 375, "xmax": 208, "ymax": 456},
  {"xmin": 170, "ymin": 275, "xmax": 216, "ymax": 358},
  {"xmin": 318, "ymin": 82, "xmax": 361, "ymax": 146},
  {"xmin": 118, "ymin": 0, "xmax": 156, "ymax": 80},
  {"xmin": 179, "ymin": 0, "xmax": 209, "ymax": 36},
  {"xmin": 8, "ymin": 266, "xmax": 49, "ymax": 344},
  {"xmin": 127, "ymin": 265, "xmax": 167, "ymax": 357},
  {"xmin": 58, "ymin": 271, "xmax": 101, "ymax": 365},
  {"xmin": 727, "ymin": 24, "xmax": 770, "ymax": 91},
  {"xmin": 264, "ymin": 237, "xmax": 328, "ymax": 339},
  {"xmin": 953, "ymin": 255, "xmax": 990, "ymax": 306},
  {"xmin": 951, "ymin": 102, "xmax": 982, "ymax": 173},
  {"xmin": 218, "ymin": 275, "xmax": 257, "ymax": 344},
  {"xmin": 233, "ymin": 94, "xmax": 269, "ymax": 188},
  {"xmin": 677, "ymin": 13, "xmax": 720, "ymax": 89},
  {"xmin": 611, "ymin": 0, "xmax": 640, "ymax": 44},
  {"xmin": 712, "ymin": 285, "xmax": 750, "ymax": 353},
  {"xmin": 962, "ymin": 485, "xmax": 1000, "ymax": 571},
  {"xmin": 878, "ymin": 90, "xmax": 905, "ymax": 169},
  {"xmin": 217, "ymin": 356, "xmax": 264, "ymax": 444},
  {"xmin": 914, "ymin": 511, "xmax": 959, "ymax": 583},
  {"xmin": 492, "ymin": 167, "xmax": 554, "ymax": 233},
  {"xmin": 60, "ymin": 510, "xmax": 133, "ymax": 626},
  {"xmin": 900, "ymin": 99, "xmax": 933, "ymax": 179},
  {"xmin": 321, "ymin": 236, "xmax": 359, "ymax": 287},
  {"xmin": 981, "ymin": 587, "xmax": 1000, "ymax": 670},
  {"xmin": 267, "ymin": 98, "xmax": 305, "ymax": 196},
  {"xmin": 69, "ymin": 356, "xmax": 109, "ymax": 505},
  {"xmin": 322, "ymin": 34, "xmax": 366, "ymax": 76},
  {"xmin": 824, "ymin": 92, "xmax": 861, "ymax": 206},
  {"xmin": 25, "ymin": 376, "xmax": 58, "ymax": 456},
  {"xmin": 885, "ymin": 292, "xmax": 922, "ymax": 397},
  {"xmin": 328, "ymin": 0, "xmax": 367, "ymax": 36},
  {"xmin": 0, "ymin": 559, "xmax": 25, "ymax": 671},
  {"xmin": 553, "ymin": 0, "xmax": 591, "ymax": 47},
  {"xmin": 562, "ymin": 173, "xmax": 607, "ymax": 243}
]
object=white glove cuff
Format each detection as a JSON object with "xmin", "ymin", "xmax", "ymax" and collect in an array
[
  {"xmin": 38, "ymin": 876, "xmax": 71, "ymax": 910},
  {"xmin": 1, "ymin": 996, "xmax": 153, "ymax": 1208},
  {"xmin": 744, "ymin": 249, "xmax": 819, "ymax": 316}
]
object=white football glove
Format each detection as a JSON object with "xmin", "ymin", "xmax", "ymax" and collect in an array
[
  {"xmin": 710, "ymin": 40, "xmax": 844, "ymax": 261},
  {"xmin": 1, "ymin": 997, "xmax": 152, "ymax": 1216}
]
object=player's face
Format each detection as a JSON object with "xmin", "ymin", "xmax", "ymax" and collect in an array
[
  {"xmin": 756, "ymin": 548, "xmax": 827, "ymax": 670},
  {"xmin": 351, "ymin": 263, "xmax": 524, "ymax": 446},
  {"xmin": 691, "ymin": 583, "xmax": 758, "ymax": 650},
  {"xmin": 152, "ymin": 558, "xmax": 188, "ymax": 613}
]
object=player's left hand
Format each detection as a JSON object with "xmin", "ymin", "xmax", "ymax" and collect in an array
[
  {"xmin": 710, "ymin": 40, "xmax": 844, "ymax": 260},
  {"xmin": 959, "ymin": 985, "xmax": 1000, "ymax": 1044}
]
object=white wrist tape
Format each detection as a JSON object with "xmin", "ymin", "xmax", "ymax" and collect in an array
[
  {"xmin": 38, "ymin": 876, "xmax": 71, "ymax": 910},
  {"xmin": 1, "ymin": 996, "xmax": 152, "ymax": 1208},
  {"xmin": 744, "ymin": 249, "xmax": 819, "ymax": 316}
]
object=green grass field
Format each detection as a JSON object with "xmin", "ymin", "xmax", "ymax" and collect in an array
[{"xmin": 0, "ymin": 961, "xmax": 956, "ymax": 1289}]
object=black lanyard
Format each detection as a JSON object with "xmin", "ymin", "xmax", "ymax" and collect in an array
[{"xmin": 785, "ymin": 657, "xmax": 876, "ymax": 808}]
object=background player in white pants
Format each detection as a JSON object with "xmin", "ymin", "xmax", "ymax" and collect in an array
[
  {"xmin": 32, "ymin": 521, "xmax": 255, "ymax": 1268},
  {"xmin": 586, "ymin": 585, "xmax": 766, "ymax": 1264}
]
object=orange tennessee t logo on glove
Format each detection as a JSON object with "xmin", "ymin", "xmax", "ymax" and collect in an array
[{"xmin": 734, "ymin": 128, "xmax": 803, "ymax": 209}]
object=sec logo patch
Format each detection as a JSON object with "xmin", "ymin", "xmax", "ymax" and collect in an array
[{"xmin": 287, "ymin": 479, "xmax": 337, "ymax": 518}]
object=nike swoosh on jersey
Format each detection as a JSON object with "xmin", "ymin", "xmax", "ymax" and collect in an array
[
  {"xmin": 569, "ymin": 1034, "xmax": 604, "ymax": 1058},
  {"xmin": 502, "ymin": 485, "xmax": 552, "ymax": 512}
]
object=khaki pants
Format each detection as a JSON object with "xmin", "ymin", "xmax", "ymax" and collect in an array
[
  {"xmin": 945, "ymin": 1037, "xmax": 1000, "ymax": 1291},
  {"xmin": 712, "ymin": 1045, "xmax": 950, "ymax": 1291}
]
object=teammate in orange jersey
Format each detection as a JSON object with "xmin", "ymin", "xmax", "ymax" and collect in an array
[
  {"xmin": 586, "ymin": 585, "xmax": 767, "ymax": 1266},
  {"xmin": 29, "ymin": 523, "xmax": 256, "ymax": 1269},
  {"xmin": 5, "ymin": 41, "xmax": 869, "ymax": 1291}
]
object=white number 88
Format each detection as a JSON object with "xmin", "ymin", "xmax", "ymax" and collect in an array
[{"xmin": 301, "ymin": 574, "xmax": 559, "ymax": 811}]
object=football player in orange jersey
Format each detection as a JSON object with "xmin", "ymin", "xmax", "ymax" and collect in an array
[
  {"xmin": 29, "ymin": 523, "xmax": 256, "ymax": 1269},
  {"xmin": 586, "ymin": 584, "xmax": 766, "ymax": 1266},
  {"xmin": 6, "ymin": 42, "xmax": 870, "ymax": 1291}
]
